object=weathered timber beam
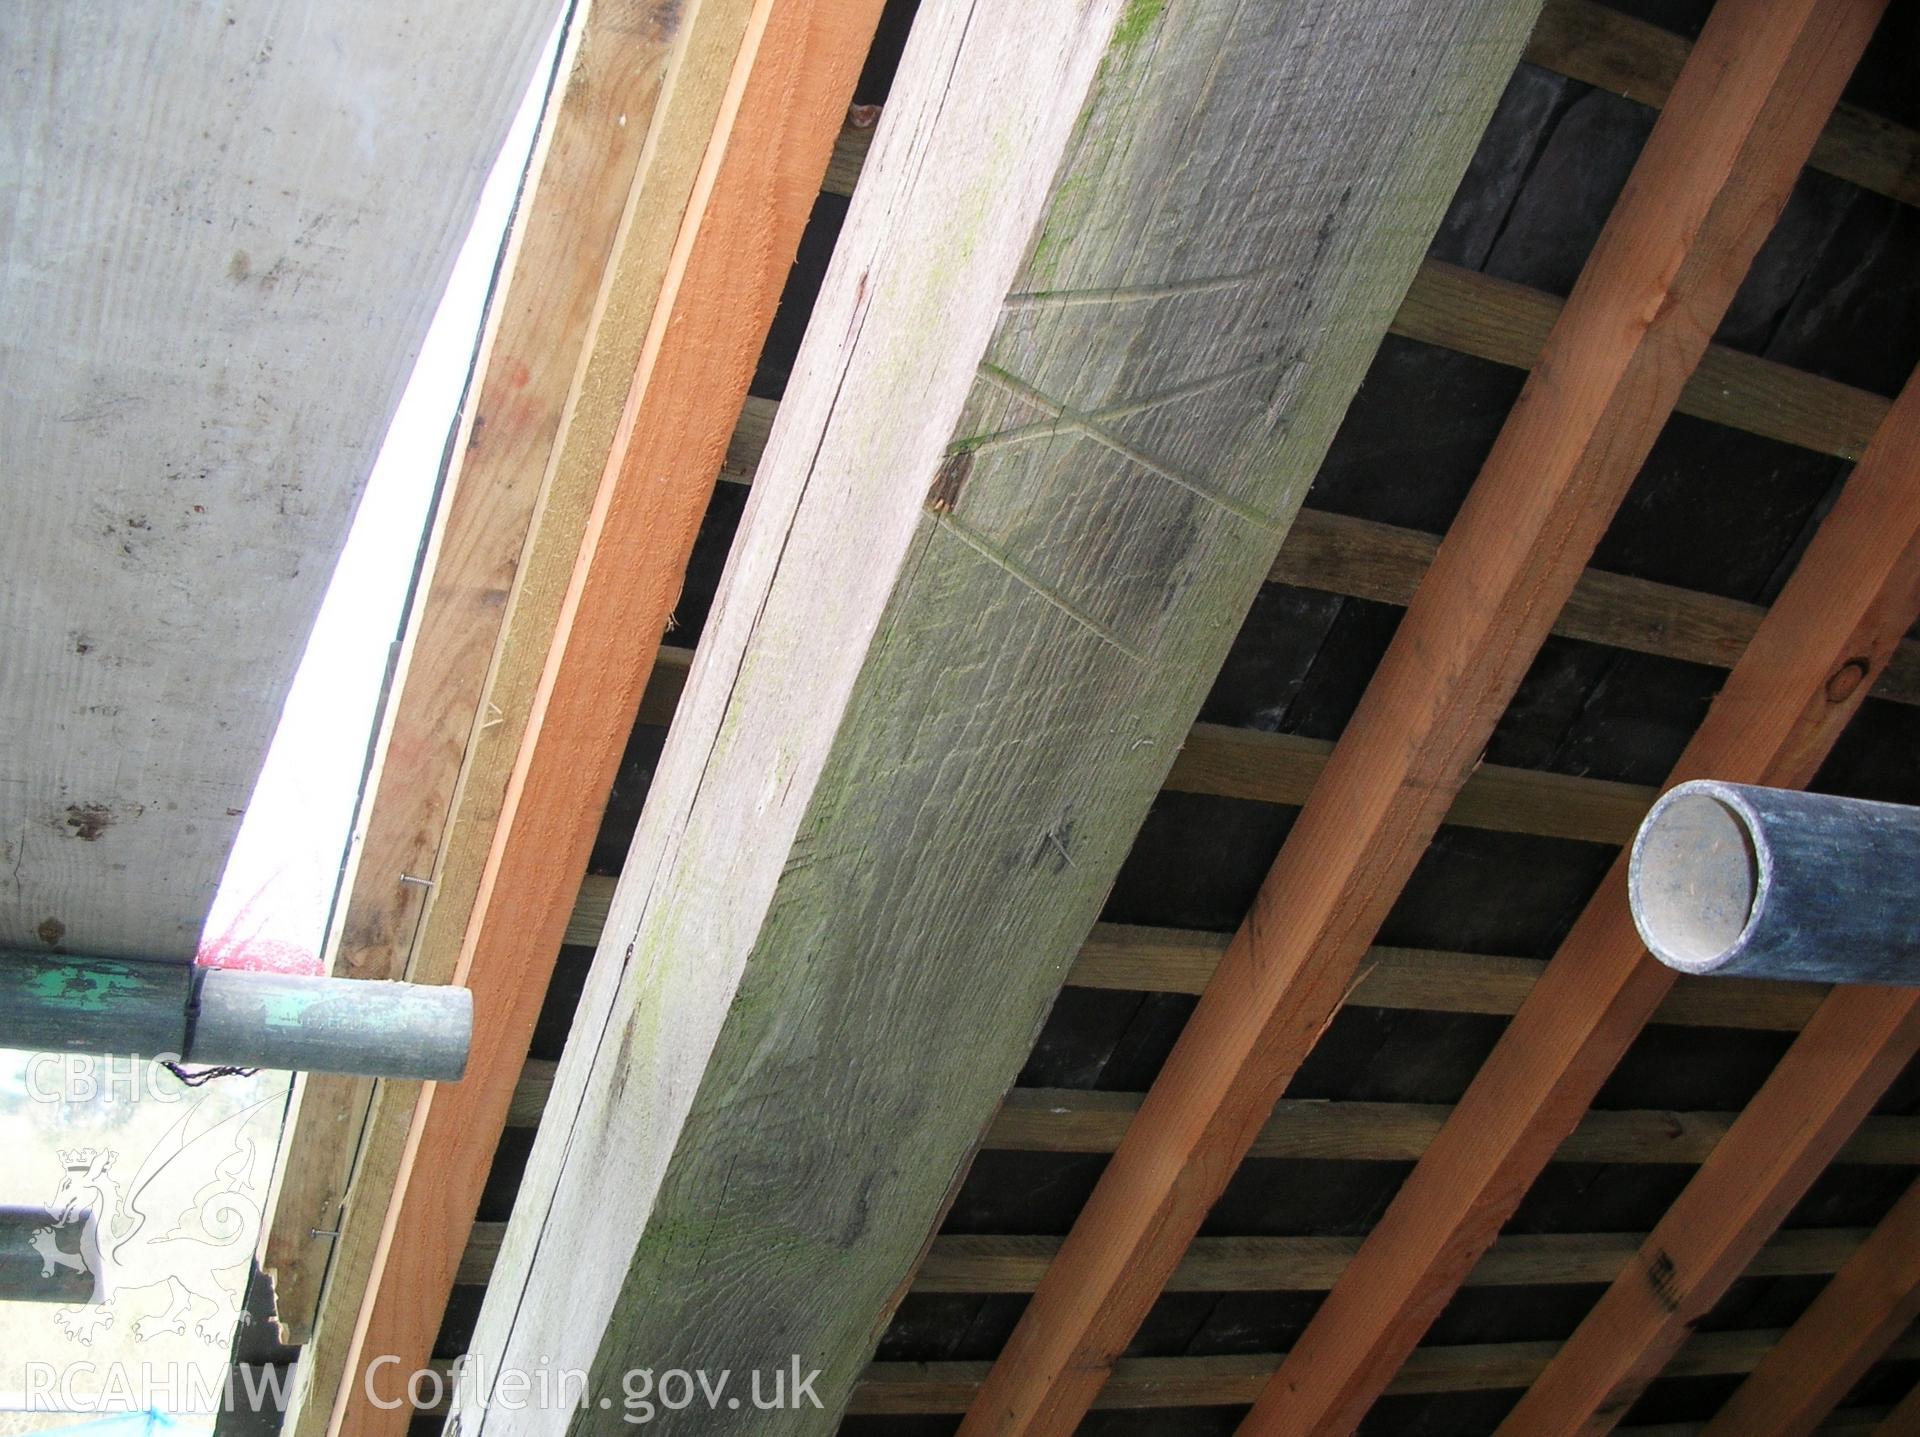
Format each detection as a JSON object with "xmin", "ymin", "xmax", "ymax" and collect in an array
[
  {"xmin": 454, "ymin": 1221, "xmax": 1866, "ymax": 1295},
  {"xmin": 1392, "ymin": 260, "xmax": 1888, "ymax": 461},
  {"xmin": 1247, "ymin": 244, "xmax": 1920, "ymax": 1437},
  {"xmin": 720, "ymin": 419, "xmax": 1920, "ymax": 703},
  {"xmin": 645, "ymin": 644, "xmax": 1656, "ymax": 839},
  {"xmin": 0, "ymin": 953, "xmax": 468, "ymax": 1081},
  {"xmin": 320, "ymin": 5, "xmax": 888, "ymax": 1437},
  {"xmin": 1700, "ymin": 1180, "xmax": 1920, "ymax": 1437},
  {"xmin": 1495, "ymin": 988, "xmax": 1920, "ymax": 1434},
  {"xmin": 1525, "ymin": 0, "xmax": 1920, "ymax": 208},
  {"xmin": 1170, "ymin": 722, "xmax": 1654, "ymax": 841},
  {"xmin": 857, "ymin": 1329, "xmax": 1920, "ymax": 1415},
  {"xmin": 810, "ymin": 116, "xmax": 1896, "ymax": 463},
  {"xmin": 458, "ymin": 1, "xmax": 1542, "ymax": 1433},
  {"xmin": 1271, "ymin": 507, "xmax": 1920, "ymax": 707},
  {"xmin": 1632, "ymin": 783, "xmax": 1920, "ymax": 984},
  {"xmin": 498, "ymin": 1072, "xmax": 1920, "ymax": 1167},
  {"xmin": 971, "ymin": 4, "xmax": 1880, "ymax": 1432},
  {"xmin": 565, "ymin": 879, "xmax": 1826, "ymax": 1031}
]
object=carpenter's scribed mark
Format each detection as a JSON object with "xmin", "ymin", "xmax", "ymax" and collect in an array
[
  {"xmin": 1088, "ymin": 351, "xmax": 1285, "ymax": 425},
  {"xmin": 926, "ymin": 449, "xmax": 973, "ymax": 513},
  {"xmin": 975, "ymin": 363, "xmax": 1283, "ymax": 532},
  {"xmin": 1002, "ymin": 261, "xmax": 1286, "ymax": 311},
  {"xmin": 967, "ymin": 353, "xmax": 1287, "ymax": 456},
  {"xmin": 936, "ymin": 515, "xmax": 1145, "ymax": 663},
  {"xmin": 1643, "ymin": 1249, "xmax": 1682, "ymax": 1315},
  {"xmin": 929, "ymin": 355, "xmax": 1277, "ymax": 466},
  {"xmin": 37, "ymin": 917, "xmax": 66, "ymax": 947},
  {"xmin": 940, "ymin": 415, "xmax": 1069, "ymax": 462},
  {"xmin": 1038, "ymin": 822, "xmax": 1078, "ymax": 874},
  {"xmin": 64, "ymin": 804, "xmax": 116, "ymax": 842}
]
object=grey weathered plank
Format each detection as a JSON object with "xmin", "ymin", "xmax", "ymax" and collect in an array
[
  {"xmin": 0, "ymin": 2, "xmax": 559, "ymax": 958},
  {"xmin": 458, "ymin": 0, "xmax": 1540, "ymax": 1432}
]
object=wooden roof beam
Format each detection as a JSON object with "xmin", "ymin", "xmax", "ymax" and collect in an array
[
  {"xmin": 1391, "ymin": 260, "xmax": 1887, "ymax": 461},
  {"xmin": 1526, "ymin": 0, "xmax": 1920, "ymax": 208},
  {"xmin": 1242, "ymin": 338, "xmax": 1920, "ymax": 1435},
  {"xmin": 448, "ymin": 0, "xmax": 1540, "ymax": 1431},
  {"xmin": 1877, "ymin": 1381, "xmax": 1920, "ymax": 1434},
  {"xmin": 494, "ymin": 1074, "xmax": 1920, "ymax": 1165},
  {"xmin": 632, "ymin": 638, "xmax": 1811, "ymax": 844},
  {"xmin": 1269, "ymin": 508, "xmax": 1920, "ymax": 707},
  {"xmin": 858, "ymin": 1328, "xmax": 1920, "ymax": 1415},
  {"xmin": 805, "ymin": 114, "xmax": 1901, "ymax": 464},
  {"xmin": 461, "ymin": 1223, "xmax": 1872, "ymax": 1295},
  {"xmin": 259, "ymin": 0, "xmax": 685, "ymax": 1360},
  {"xmin": 564, "ymin": 880, "xmax": 1830, "ymax": 1031},
  {"xmin": 1699, "ymin": 1180, "xmax": 1920, "ymax": 1437},
  {"xmin": 315, "ymin": 3, "xmax": 889, "ymax": 1435},
  {"xmin": 1495, "ymin": 985, "xmax": 1920, "ymax": 1434},
  {"xmin": 728, "ymin": 386, "xmax": 1920, "ymax": 699},
  {"xmin": 963, "ymin": 3, "xmax": 1877, "ymax": 1432}
]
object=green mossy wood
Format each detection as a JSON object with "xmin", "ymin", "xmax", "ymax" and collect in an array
[{"xmin": 462, "ymin": 0, "xmax": 1540, "ymax": 1431}]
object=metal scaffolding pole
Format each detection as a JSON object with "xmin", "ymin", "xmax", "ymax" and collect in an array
[
  {"xmin": 1630, "ymin": 781, "xmax": 1920, "ymax": 985},
  {"xmin": 0, "ymin": 951, "xmax": 471, "ymax": 1080}
]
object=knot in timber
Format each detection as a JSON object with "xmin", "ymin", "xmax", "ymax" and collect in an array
[
  {"xmin": 926, "ymin": 448, "xmax": 973, "ymax": 514},
  {"xmin": 1825, "ymin": 656, "xmax": 1870, "ymax": 704}
]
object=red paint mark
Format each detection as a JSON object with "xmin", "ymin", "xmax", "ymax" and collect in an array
[
  {"xmin": 197, "ymin": 883, "xmax": 321, "ymax": 975},
  {"xmin": 506, "ymin": 359, "xmax": 531, "ymax": 389}
]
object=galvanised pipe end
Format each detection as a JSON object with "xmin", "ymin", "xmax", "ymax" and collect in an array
[
  {"xmin": 1630, "ymin": 780, "xmax": 1920, "ymax": 986},
  {"xmin": 1629, "ymin": 780, "xmax": 1766, "ymax": 978}
]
